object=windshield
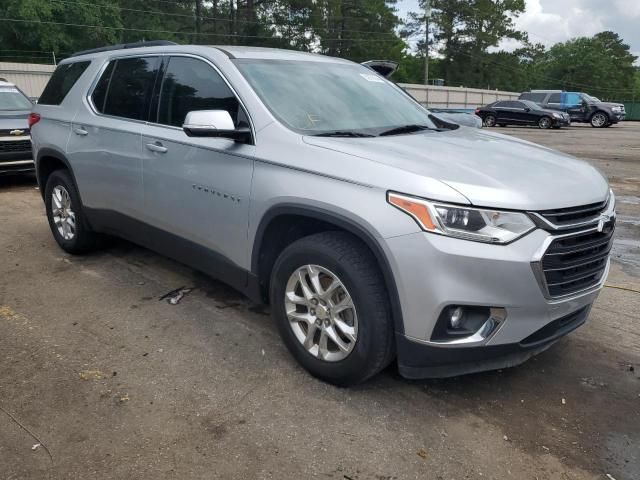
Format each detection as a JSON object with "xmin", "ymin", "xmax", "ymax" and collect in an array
[
  {"xmin": 0, "ymin": 88, "xmax": 33, "ymax": 111},
  {"xmin": 233, "ymin": 59, "xmax": 437, "ymax": 135},
  {"xmin": 582, "ymin": 94, "xmax": 600, "ymax": 103}
]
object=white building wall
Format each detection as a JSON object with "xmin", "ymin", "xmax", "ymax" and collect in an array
[
  {"xmin": 400, "ymin": 83, "xmax": 519, "ymax": 110},
  {"xmin": 0, "ymin": 62, "xmax": 57, "ymax": 99}
]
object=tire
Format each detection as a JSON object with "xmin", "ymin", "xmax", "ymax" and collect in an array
[
  {"xmin": 538, "ymin": 116, "xmax": 552, "ymax": 129},
  {"xmin": 483, "ymin": 114, "xmax": 496, "ymax": 127},
  {"xmin": 45, "ymin": 169, "xmax": 101, "ymax": 254},
  {"xmin": 590, "ymin": 112, "xmax": 609, "ymax": 128},
  {"xmin": 270, "ymin": 231, "xmax": 395, "ymax": 386}
]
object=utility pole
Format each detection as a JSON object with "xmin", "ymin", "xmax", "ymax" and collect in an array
[{"xmin": 424, "ymin": 0, "xmax": 431, "ymax": 85}]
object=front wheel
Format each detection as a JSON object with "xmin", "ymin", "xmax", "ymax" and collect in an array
[
  {"xmin": 270, "ymin": 232, "xmax": 395, "ymax": 386},
  {"xmin": 538, "ymin": 116, "xmax": 552, "ymax": 129},
  {"xmin": 591, "ymin": 112, "xmax": 609, "ymax": 128}
]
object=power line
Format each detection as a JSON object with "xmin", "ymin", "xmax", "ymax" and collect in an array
[
  {"xmin": 0, "ymin": 17, "xmax": 403, "ymax": 43},
  {"xmin": 46, "ymin": 0, "xmax": 401, "ymax": 36}
]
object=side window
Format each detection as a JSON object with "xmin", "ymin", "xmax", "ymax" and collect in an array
[
  {"xmin": 513, "ymin": 101, "xmax": 526, "ymax": 109},
  {"xmin": 525, "ymin": 93, "xmax": 546, "ymax": 103},
  {"xmin": 102, "ymin": 56, "xmax": 160, "ymax": 121},
  {"xmin": 91, "ymin": 61, "xmax": 115, "ymax": 113},
  {"xmin": 548, "ymin": 93, "xmax": 562, "ymax": 104},
  {"xmin": 156, "ymin": 56, "xmax": 244, "ymax": 128},
  {"xmin": 39, "ymin": 61, "xmax": 91, "ymax": 105},
  {"xmin": 493, "ymin": 102, "xmax": 506, "ymax": 108}
]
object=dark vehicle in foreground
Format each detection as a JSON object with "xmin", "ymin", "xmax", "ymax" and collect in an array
[
  {"xmin": 519, "ymin": 91, "xmax": 625, "ymax": 128},
  {"xmin": 476, "ymin": 100, "xmax": 570, "ymax": 129},
  {"xmin": 0, "ymin": 80, "xmax": 34, "ymax": 175}
]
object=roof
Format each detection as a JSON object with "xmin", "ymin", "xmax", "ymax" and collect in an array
[
  {"xmin": 212, "ymin": 46, "xmax": 350, "ymax": 63},
  {"xmin": 65, "ymin": 42, "xmax": 349, "ymax": 64}
]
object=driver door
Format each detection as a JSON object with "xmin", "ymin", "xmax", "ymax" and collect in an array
[{"xmin": 139, "ymin": 55, "xmax": 255, "ymax": 275}]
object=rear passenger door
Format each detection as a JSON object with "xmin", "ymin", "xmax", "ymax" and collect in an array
[
  {"xmin": 68, "ymin": 55, "xmax": 160, "ymax": 225},
  {"xmin": 139, "ymin": 55, "xmax": 255, "ymax": 274}
]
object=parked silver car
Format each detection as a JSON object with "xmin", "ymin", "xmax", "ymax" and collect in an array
[
  {"xmin": 31, "ymin": 43, "xmax": 615, "ymax": 385},
  {"xmin": 0, "ymin": 79, "xmax": 34, "ymax": 175}
]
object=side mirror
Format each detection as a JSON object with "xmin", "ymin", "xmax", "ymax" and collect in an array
[
  {"xmin": 182, "ymin": 110, "xmax": 251, "ymax": 142},
  {"xmin": 524, "ymin": 107, "xmax": 531, "ymax": 112}
]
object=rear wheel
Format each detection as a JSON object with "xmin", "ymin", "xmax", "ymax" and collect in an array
[
  {"xmin": 483, "ymin": 114, "xmax": 496, "ymax": 127},
  {"xmin": 538, "ymin": 116, "xmax": 552, "ymax": 129},
  {"xmin": 270, "ymin": 232, "xmax": 394, "ymax": 386},
  {"xmin": 591, "ymin": 112, "xmax": 609, "ymax": 128},
  {"xmin": 45, "ymin": 169, "xmax": 101, "ymax": 254}
]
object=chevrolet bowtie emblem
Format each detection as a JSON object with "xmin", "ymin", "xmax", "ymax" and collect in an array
[
  {"xmin": 597, "ymin": 213, "xmax": 612, "ymax": 233},
  {"xmin": 9, "ymin": 129, "xmax": 24, "ymax": 136}
]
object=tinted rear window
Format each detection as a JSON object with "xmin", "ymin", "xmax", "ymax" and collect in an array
[
  {"xmin": 39, "ymin": 61, "xmax": 91, "ymax": 105},
  {"xmin": 101, "ymin": 57, "xmax": 160, "ymax": 121},
  {"xmin": 520, "ymin": 92, "xmax": 546, "ymax": 103},
  {"xmin": 548, "ymin": 93, "xmax": 562, "ymax": 104}
]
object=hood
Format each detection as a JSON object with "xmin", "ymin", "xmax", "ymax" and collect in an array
[
  {"xmin": 303, "ymin": 127, "xmax": 609, "ymax": 211},
  {"xmin": 597, "ymin": 102, "xmax": 624, "ymax": 109},
  {"xmin": 0, "ymin": 111, "xmax": 29, "ymax": 135}
]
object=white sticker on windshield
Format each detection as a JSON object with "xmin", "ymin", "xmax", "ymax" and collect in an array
[{"xmin": 360, "ymin": 73, "xmax": 385, "ymax": 83}]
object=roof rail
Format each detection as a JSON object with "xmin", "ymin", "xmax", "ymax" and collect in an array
[{"xmin": 70, "ymin": 40, "xmax": 178, "ymax": 58}]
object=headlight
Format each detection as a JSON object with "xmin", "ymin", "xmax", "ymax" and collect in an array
[
  {"xmin": 552, "ymin": 113, "xmax": 563, "ymax": 118},
  {"xmin": 388, "ymin": 192, "xmax": 535, "ymax": 244},
  {"xmin": 612, "ymin": 106, "xmax": 622, "ymax": 112}
]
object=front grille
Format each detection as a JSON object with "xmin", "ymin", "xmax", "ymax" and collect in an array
[
  {"xmin": 536, "ymin": 200, "xmax": 608, "ymax": 227},
  {"xmin": 0, "ymin": 140, "xmax": 31, "ymax": 153},
  {"xmin": 540, "ymin": 222, "xmax": 614, "ymax": 297}
]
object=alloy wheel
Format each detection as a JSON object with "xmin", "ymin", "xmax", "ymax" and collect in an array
[
  {"xmin": 52, "ymin": 185, "xmax": 76, "ymax": 240},
  {"xmin": 484, "ymin": 115, "xmax": 496, "ymax": 127},
  {"xmin": 539, "ymin": 117, "xmax": 551, "ymax": 129},
  {"xmin": 592, "ymin": 113, "xmax": 607, "ymax": 128},
  {"xmin": 284, "ymin": 264, "xmax": 358, "ymax": 362}
]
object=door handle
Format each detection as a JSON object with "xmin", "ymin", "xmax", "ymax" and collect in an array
[
  {"xmin": 73, "ymin": 127, "xmax": 88, "ymax": 136},
  {"xmin": 146, "ymin": 142, "xmax": 168, "ymax": 154}
]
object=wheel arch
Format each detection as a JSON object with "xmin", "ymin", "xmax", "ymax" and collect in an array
[
  {"xmin": 36, "ymin": 148, "xmax": 80, "ymax": 202},
  {"xmin": 590, "ymin": 110, "xmax": 610, "ymax": 123},
  {"xmin": 251, "ymin": 204, "xmax": 406, "ymax": 334}
]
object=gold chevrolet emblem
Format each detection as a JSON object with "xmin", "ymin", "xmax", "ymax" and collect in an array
[{"xmin": 9, "ymin": 129, "xmax": 24, "ymax": 136}]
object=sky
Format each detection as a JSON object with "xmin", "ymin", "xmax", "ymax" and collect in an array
[{"xmin": 395, "ymin": 0, "xmax": 640, "ymax": 64}]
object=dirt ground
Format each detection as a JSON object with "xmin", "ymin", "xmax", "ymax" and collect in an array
[{"xmin": 1, "ymin": 122, "xmax": 639, "ymax": 480}]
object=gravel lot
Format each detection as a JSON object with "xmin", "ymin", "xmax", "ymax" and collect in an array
[{"xmin": 1, "ymin": 122, "xmax": 639, "ymax": 480}]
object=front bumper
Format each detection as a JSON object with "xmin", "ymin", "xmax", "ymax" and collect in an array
[
  {"xmin": 384, "ymin": 228, "xmax": 607, "ymax": 378},
  {"xmin": 552, "ymin": 117, "xmax": 571, "ymax": 127}
]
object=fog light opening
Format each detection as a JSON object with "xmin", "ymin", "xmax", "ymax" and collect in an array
[
  {"xmin": 449, "ymin": 306, "xmax": 464, "ymax": 329},
  {"xmin": 431, "ymin": 306, "xmax": 507, "ymax": 344}
]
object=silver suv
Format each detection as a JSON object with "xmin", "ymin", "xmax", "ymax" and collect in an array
[{"xmin": 31, "ymin": 43, "xmax": 615, "ymax": 386}]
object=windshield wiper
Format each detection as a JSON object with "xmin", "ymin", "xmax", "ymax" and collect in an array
[
  {"xmin": 312, "ymin": 130, "xmax": 376, "ymax": 138},
  {"xmin": 378, "ymin": 124, "xmax": 435, "ymax": 136}
]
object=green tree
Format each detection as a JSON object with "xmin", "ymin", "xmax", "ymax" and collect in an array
[
  {"xmin": 1, "ymin": 0, "xmax": 122, "ymax": 60},
  {"xmin": 403, "ymin": 0, "xmax": 526, "ymax": 86},
  {"xmin": 536, "ymin": 31, "xmax": 638, "ymax": 100}
]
